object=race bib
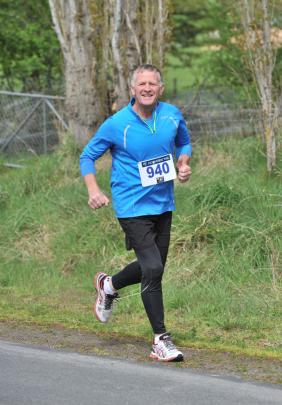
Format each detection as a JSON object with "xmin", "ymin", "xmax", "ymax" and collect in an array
[{"xmin": 138, "ymin": 154, "xmax": 177, "ymax": 187}]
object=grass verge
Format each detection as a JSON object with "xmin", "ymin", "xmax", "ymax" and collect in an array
[{"xmin": 0, "ymin": 135, "xmax": 282, "ymax": 360}]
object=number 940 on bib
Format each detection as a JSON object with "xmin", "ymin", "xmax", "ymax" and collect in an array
[{"xmin": 138, "ymin": 154, "xmax": 177, "ymax": 187}]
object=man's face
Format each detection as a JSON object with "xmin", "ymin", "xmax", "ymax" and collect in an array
[{"xmin": 131, "ymin": 70, "xmax": 164, "ymax": 111}]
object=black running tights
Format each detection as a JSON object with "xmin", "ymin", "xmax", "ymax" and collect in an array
[{"xmin": 111, "ymin": 211, "xmax": 172, "ymax": 334}]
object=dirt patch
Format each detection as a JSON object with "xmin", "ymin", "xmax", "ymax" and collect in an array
[{"xmin": 1, "ymin": 320, "xmax": 282, "ymax": 385}]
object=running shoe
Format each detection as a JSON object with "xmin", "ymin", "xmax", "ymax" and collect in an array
[
  {"xmin": 150, "ymin": 332, "xmax": 184, "ymax": 362},
  {"xmin": 93, "ymin": 272, "xmax": 118, "ymax": 323}
]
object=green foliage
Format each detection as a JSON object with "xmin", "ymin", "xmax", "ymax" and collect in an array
[
  {"xmin": 0, "ymin": 135, "xmax": 282, "ymax": 357},
  {"xmin": 0, "ymin": 0, "xmax": 62, "ymax": 92},
  {"xmin": 168, "ymin": 0, "xmax": 282, "ymax": 96},
  {"xmin": 171, "ymin": 0, "xmax": 214, "ymax": 49},
  {"xmin": 202, "ymin": 1, "xmax": 246, "ymax": 86},
  {"xmin": 167, "ymin": 0, "xmax": 216, "ymax": 91},
  {"xmin": 211, "ymin": 0, "xmax": 281, "ymax": 94},
  {"xmin": 1, "ymin": 0, "xmax": 280, "ymax": 99}
]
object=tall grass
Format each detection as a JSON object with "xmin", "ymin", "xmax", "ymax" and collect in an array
[{"xmin": 0, "ymin": 135, "xmax": 281, "ymax": 358}]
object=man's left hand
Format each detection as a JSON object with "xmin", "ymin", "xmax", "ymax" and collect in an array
[{"xmin": 177, "ymin": 155, "xmax": 192, "ymax": 183}]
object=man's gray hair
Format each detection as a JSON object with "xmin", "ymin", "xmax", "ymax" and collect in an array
[{"xmin": 130, "ymin": 64, "xmax": 163, "ymax": 86}]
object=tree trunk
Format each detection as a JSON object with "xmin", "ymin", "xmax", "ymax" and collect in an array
[
  {"xmin": 48, "ymin": 0, "xmax": 170, "ymax": 140},
  {"xmin": 110, "ymin": 0, "xmax": 129, "ymax": 109},
  {"xmin": 156, "ymin": 0, "xmax": 169, "ymax": 70},
  {"xmin": 48, "ymin": 0, "xmax": 109, "ymax": 145},
  {"xmin": 124, "ymin": 0, "xmax": 142, "ymax": 73},
  {"xmin": 240, "ymin": 0, "xmax": 277, "ymax": 171},
  {"xmin": 109, "ymin": 0, "xmax": 169, "ymax": 109},
  {"xmin": 144, "ymin": 1, "xmax": 154, "ymax": 64}
]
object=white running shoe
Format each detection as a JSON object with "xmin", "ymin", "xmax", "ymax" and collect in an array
[
  {"xmin": 93, "ymin": 272, "xmax": 118, "ymax": 323},
  {"xmin": 150, "ymin": 332, "xmax": 184, "ymax": 362}
]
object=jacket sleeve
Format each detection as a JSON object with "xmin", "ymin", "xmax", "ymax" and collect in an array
[
  {"xmin": 79, "ymin": 118, "xmax": 114, "ymax": 176},
  {"xmin": 175, "ymin": 109, "xmax": 192, "ymax": 159}
]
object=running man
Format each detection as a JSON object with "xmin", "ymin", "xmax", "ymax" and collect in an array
[{"xmin": 80, "ymin": 64, "xmax": 192, "ymax": 362}]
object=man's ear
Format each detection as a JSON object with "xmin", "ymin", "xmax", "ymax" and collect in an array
[
  {"xmin": 130, "ymin": 86, "xmax": 136, "ymax": 97},
  {"xmin": 159, "ymin": 85, "xmax": 165, "ymax": 96}
]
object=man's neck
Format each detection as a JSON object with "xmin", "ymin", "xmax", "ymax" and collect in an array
[{"xmin": 133, "ymin": 104, "xmax": 155, "ymax": 119}]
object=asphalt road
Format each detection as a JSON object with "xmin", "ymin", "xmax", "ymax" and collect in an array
[{"xmin": 0, "ymin": 340, "xmax": 281, "ymax": 405}]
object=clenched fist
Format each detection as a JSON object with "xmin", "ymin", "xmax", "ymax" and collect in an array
[{"xmin": 88, "ymin": 191, "xmax": 110, "ymax": 210}]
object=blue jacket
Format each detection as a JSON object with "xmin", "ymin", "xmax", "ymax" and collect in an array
[{"xmin": 80, "ymin": 100, "xmax": 192, "ymax": 218}]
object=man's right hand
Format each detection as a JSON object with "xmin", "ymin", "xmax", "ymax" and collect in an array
[
  {"xmin": 88, "ymin": 191, "xmax": 110, "ymax": 210},
  {"xmin": 84, "ymin": 173, "xmax": 110, "ymax": 210}
]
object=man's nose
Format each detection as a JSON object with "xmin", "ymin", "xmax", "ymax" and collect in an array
[{"xmin": 144, "ymin": 83, "xmax": 151, "ymax": 91}]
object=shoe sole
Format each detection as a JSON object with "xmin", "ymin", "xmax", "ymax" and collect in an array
[
  {"xmin": 93, "ymin": 272, "xmax": 107, "ymax": 323},
  {"xmin": 150, "ymin": 352, "xmax": 184, "ymax": 362}
]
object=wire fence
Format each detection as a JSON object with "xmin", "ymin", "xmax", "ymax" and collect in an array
[
  {"xmin": 0, "ymin": 90, "xmax": 281, "ymax": 158},
  {"xmin": 0, "ymin": 91, "xmax": 68, "ymax": 156},
  {"xmin": 183, "ymin": 104, "xmax": 264, "ymax": 142},
  {"xmin": 175, "ymin": 87, "xmax": 281, "ymax": 142}
]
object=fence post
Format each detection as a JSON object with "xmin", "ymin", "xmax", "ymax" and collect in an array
[{"xmin": 43, "ymin": 100, "xmax": 47, "ymax": 154}]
